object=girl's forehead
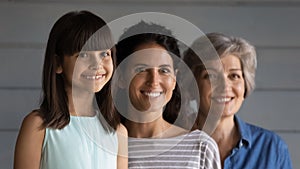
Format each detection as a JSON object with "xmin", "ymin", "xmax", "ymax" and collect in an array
[{"xmin": 80, "ymin": 49, "xmax": 111, "ymax": 53}]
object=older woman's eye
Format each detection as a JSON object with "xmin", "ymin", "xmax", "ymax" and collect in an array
[{"xmin": 229, "ymin": 73, "xmax": 242, "ymax": 80}]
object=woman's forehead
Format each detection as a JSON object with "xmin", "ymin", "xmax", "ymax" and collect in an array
[
  {"xmin": 127, "ymin": 48, "xmax": 173, "ymax": 67},
  {"xmin": 197, "ymin": 54, "xmax": 241, "ymax": 71}
]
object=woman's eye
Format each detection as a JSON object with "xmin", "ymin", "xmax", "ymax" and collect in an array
[
  {"xmin": 209, "ymin": 74, "xmax": 218, "ymax": 80},
  {"xmin": 230, "ymin": 73, "xmax": 241, "ymax": 79},
  {"xmin": 159, "ymin": 68, "xmax": 171, "ymax": 74},
  {"xmin": 203, "ymin": 73, "xmax": 217, "ymax": 80},
  {"xmin": 135, "ymin": 67, "xmax": 146, "ymax": 73}
]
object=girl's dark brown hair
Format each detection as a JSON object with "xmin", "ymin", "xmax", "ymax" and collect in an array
[{"xmin": 38, "ymin": 10, "xmax": 119, "ymax": 131}]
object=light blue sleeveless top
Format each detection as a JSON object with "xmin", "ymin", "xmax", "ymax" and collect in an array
[{"xmin": 40, "ymin": 115, "xmax": 118, "ymax": 169}]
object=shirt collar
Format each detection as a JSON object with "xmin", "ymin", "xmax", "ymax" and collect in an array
[{"xmin": 234, "ymin": 115, "xmax": 252, "ymax": 148}]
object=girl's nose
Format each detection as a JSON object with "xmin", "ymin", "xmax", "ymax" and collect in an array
[
  {"xmin": 89, "ymin": 64, "xmax": 100, "ymax": 70},
  {"xmin": 88, "ymin": 55, "xmax": 102, "ymax": 70}
]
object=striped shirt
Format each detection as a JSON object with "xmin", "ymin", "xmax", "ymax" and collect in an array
[{"xmin": 128, "ymin": 129, "xmax": 221, "ymax": 169}]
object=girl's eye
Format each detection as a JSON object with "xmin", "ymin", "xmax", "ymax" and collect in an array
[
  {"xmin": 79, "ymin": 53, "xmax": 89, "ymax": 59},
  {"xmin": 100, "ymin": 51, "xmax": 111, "ymax": 58}
]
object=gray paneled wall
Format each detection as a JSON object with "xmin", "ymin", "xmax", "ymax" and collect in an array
[{"xmin": 1, "ymin": 1, "xmax": 299, "ymax": 168}]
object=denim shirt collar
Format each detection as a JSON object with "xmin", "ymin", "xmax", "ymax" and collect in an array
[{"xmin": 234, "ymin": 115, "xmax": 252, "ymax": 149}]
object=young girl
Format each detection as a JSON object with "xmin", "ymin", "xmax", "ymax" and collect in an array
[
  {"xmin": 14, "ymin": 11, "xmax": 127, "ymax": 169},
  {"xmin": 113, "ymin": 21, "xmax": 221, "ymax": 169}
]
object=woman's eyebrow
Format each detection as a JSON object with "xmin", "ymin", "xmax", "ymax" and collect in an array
[
  {"xmin": 133, "ymin": 64, "xmax": 148, "ymax": 67},
  {"xmin": 205, "ymin": 67, "xmax": 219, "ymax": 71},
  {"xmin": 159, "ymin": 64, "xmax": 172, "ymax": 68},
  {"xmin": 229, "ymin": 68, "xmax": 242, "ymax": 71},
  {"xmin": 133, "ymin": 64, "xmax": 172, "ymax": 68}
]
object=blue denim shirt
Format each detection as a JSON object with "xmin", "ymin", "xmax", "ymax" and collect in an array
[{"xmin": 223, "ymin": 116, "xmax": 293, "ymax": 169}]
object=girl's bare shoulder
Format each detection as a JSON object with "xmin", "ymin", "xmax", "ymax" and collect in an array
[
  {"xmin": 19, "ymin": 110, "xmax": 45, "ymax": 134},
  {"xmin": 117, "ymin": 123, "xmax": 128, "ymax": 137},
  {"xmin": 14, "ymin": 111, "xmax": 45, "ymax": 169}
]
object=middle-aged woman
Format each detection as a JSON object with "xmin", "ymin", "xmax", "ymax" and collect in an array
[
  {"xmin": 183, "ymin": 32, "xmax": 293, "ymax": 169},
  {"xmin": 113, "ymin": 21, "xmax": 221, "ymax": 169}
]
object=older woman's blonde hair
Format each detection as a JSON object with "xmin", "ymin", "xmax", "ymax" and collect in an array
[{"xmin": 183, "ymin": 32, "xmax": 257, "ymax": 98}]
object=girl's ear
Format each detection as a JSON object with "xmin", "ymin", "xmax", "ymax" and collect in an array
[
  {"xmin": 55, "ymin": 55, "xmax": 63, "ymax": 74},
  {"xmin": 56, "ymin": 65, "xmax": 63, "ymax": 74}
]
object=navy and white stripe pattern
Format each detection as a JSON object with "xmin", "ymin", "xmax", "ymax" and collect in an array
[{"xmin": 128, "ymin": 130, "xmax": 221, "ymax": 169}]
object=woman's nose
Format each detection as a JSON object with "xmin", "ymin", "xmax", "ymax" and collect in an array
[
  {"xmin": 146, "ymin": 68, "xmax": 160, "ymax": 86},
  {"xmin": 213, "ymin": 75, "xmax": 230, "ymax": 93}
]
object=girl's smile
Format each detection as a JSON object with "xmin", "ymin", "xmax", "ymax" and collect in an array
[{"xmin": 58, "ymin": 49, "xmax": 113, "ymax": 94}]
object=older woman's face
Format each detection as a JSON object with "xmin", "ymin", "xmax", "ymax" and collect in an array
[{"xmin": 197, "ymin": 54, "xmax": 245, "ymax": 118}]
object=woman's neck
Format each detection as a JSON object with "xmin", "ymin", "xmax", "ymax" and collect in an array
[
  {"xmin": 211, "ymin": 116, "xmax": 240, "ymax": 166},
  {"xmin": 125, "ymin": 116, "xmax": 171, "ymax": 138}
]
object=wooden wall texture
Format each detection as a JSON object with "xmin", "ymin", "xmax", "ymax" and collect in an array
[{"xmin": 0, "ymin": 1, "xmax": 299, "ymax": 168}]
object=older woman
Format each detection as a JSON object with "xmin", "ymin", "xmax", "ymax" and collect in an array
[{"xmin": 183, "ymin": 32, "xmax": 293, "ymax": 169}]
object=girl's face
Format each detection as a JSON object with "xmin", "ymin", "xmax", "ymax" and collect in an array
[
  {"xmin": 57, "ymin": 49, "xmax": 113, "ymax": 94},
  {"xmin": 197, "ymin": 54, "xmax": 245, "ymax": 118},
  {"xmin": 126, "ymin": 43, "xmax": 176, "ymax": 115}
]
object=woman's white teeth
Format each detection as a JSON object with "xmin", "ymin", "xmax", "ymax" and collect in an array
[
  {"xmin": 84, "ymin": 75, "xmax": 103, "ymax": 80},
  {"xmin": 216, "ymin": 98, "xmax": 231, "ymax": 103},
  {"xmin": 144, "ymin": 92, "xmax": 161, "ymax": 97}
]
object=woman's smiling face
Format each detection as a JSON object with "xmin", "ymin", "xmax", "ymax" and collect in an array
[
  {"xmin": 197, "ymin": 54, "xmax": 245, "ymax": 118},
  {"xmin": 126, "ymin": 43, "xmax": 176, "ymax": 114}
]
